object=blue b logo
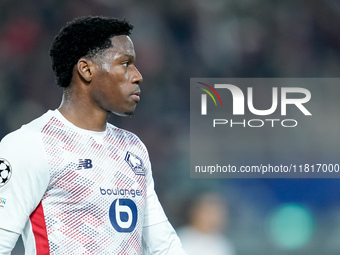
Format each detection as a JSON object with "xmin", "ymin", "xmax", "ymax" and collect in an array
[{"xmin": 109, "ymin": 199, "xmax": 138, "ymax": 232}]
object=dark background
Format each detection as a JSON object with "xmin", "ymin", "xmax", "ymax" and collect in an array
[{"xmin": 2, "ymin": 0, "xmax": 340, "ymax": 254}]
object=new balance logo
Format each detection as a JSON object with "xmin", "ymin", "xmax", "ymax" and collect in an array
[{"xmin": 77, "ymin": 159, "xmax": 93, "ymax": 170}]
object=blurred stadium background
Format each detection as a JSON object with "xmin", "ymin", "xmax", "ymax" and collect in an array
[{"xmin": 2, "ymin": 0, "xmax": 340, "ymax": 254}]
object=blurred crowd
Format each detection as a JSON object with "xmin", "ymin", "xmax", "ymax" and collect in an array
[{"xmin": 2, "ymin": 0, "xmax": 340, "ymax": 254}]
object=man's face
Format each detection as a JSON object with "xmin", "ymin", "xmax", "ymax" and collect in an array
[{"xmin": 90, "ymin": 35, "xmax": 143, "ymax": 116}]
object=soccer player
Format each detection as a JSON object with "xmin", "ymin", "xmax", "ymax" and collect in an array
[{"xmin": 0, "ymin": 16, "xmax": 187, "ymax": 254}]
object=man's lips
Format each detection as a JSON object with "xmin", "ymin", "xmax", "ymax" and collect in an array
[{"xmin": 131, "ymin": 90, "xmax": 141, "ymax": 102}]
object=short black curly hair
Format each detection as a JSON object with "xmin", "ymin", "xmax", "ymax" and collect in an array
[{"xmin": 49, "ymin": 16, "xmax": 133, "ymax": 88}]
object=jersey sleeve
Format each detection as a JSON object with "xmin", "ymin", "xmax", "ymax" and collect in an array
[
  {"xmin": 0, "ymin": 128, "xmax": 50, "ymax": 234},
  {"xmin": 141, "ymin": 148, "xmax": 187, "ymax": 254},
  {"xmin": 142, "ymin": 221, "xmax": 188, "ymax": 255},
  {"xmin": 142, "ymin": 153, "xmax": 168, "ymax": 227},
  {"xmin": 0, "ymin": 228, "xmax": 20, "ymax": 254}
]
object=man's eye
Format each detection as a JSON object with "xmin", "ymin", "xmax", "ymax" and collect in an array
[{"xmin": 122, "ymin": 62, "xmax": 128, "ymax": 67}]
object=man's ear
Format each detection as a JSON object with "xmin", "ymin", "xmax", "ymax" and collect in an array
[{"xmin": 76, "ymin": 58, "xmax": 95, "ymax": 82}]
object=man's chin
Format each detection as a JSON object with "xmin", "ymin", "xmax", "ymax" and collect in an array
[
  {"xmin": 123, "ymin": 111, "xmax": 135, "ymax": 117},
  {"xmin": 113, "ymin": 110, "xmax": 135, "ymax": 117}
]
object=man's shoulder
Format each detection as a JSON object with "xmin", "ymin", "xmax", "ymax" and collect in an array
[
  {"xmin": 0, "ymin": 110, "xmax": 53, "ymax": 145},
  {"xmin": 107, "ymin": 123, "xmax": 142, "ymax": 141},
  {"xmin": 106, "ymin": 123, "xmax": 148, "ymax": 151},
  {"xmin": 0, "ymin": 111, "xmax": 56, "ymax": 163}
]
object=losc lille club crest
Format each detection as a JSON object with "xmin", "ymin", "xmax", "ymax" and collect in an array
[{"xmin": 125, "ymin": 151, "xmax": 146, "ymax": 176}]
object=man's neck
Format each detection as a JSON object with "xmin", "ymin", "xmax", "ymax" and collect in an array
[{"xmin": 58, "ymin": 94, "xmax": 109, "ymax": 132}]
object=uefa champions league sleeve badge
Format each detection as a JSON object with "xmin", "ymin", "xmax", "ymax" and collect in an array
[{"xmin": 0, "ymin": 158, "xmax": 12, "ymax": 187}]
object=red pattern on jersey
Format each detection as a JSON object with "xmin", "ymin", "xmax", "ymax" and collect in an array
[{"xmin": 30, "ymin": 202, "xmax": 50, "ymax": 254}]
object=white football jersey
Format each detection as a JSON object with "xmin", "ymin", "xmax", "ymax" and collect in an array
[{"xmin": 0, "ymin": 110, "xmax": 169, "ymax": 254}]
